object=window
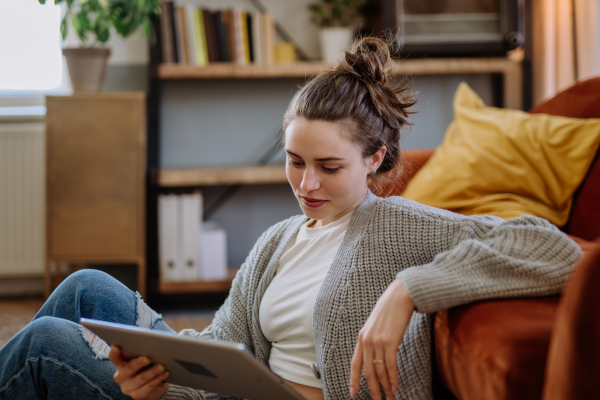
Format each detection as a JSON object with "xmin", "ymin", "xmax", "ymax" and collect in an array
[{"xmin": 0, "ymin": 0, "xmax": 62, "ymax": 92}]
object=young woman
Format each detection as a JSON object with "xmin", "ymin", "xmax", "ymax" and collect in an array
[{"xmin": 0, "ymin": 37, "xmax": 581, "ymax": 400}]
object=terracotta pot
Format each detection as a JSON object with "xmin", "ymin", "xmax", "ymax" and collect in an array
[
  {"xmin": 62, "ymin": 48, "xmax": 111, "ymax": 92},
  {"xmin": 319, "ymin": 27, "xmax": 354, "ymax": 64}
]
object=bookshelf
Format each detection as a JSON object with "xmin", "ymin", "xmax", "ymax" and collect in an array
[{"xmin": 146, "ymin": 14, "xmax": 524, "ymax": 298}]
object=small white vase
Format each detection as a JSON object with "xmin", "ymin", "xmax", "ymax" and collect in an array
[{"xmin": 319, "ymin": 27, "xmax": 354, "ymax": 64}]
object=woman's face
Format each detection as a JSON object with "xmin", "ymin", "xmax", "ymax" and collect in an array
[{"xmin": 285, "ymin": 117, "xmax": 384, "ymax": 227}]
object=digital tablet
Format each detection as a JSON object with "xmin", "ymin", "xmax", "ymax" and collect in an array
[{"xmin": 80, "ymin": 318, "xmax": 304, "ymax": 400}]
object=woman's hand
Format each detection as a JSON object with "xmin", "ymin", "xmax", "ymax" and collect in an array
[
  {"xmin": 349, "ymin": 279, "xmax": 415, "ymax": 400},
  {"xmin": 108, "ymin": 346, "xmax": 169, "ymax": 400}
]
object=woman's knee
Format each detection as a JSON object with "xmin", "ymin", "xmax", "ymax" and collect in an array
[
  {"xmin": 19, "ymin": 317, "xmax": 80, "ymax": 352},
  {"xmin": 55, "ymin": 269, "xmax": 118, "ymax": 298}
]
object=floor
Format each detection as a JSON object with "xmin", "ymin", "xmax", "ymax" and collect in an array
[{"xmin": 0, "ymin": 297, "xmax": 214, "ymax": 349}]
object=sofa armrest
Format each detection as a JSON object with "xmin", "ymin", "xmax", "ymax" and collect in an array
[
  {"xmin": 542, "ymin": 236, "xmax": 600, "ymax": 400},
  {"xmin": 371, "ymin": 148, "xmax": 435, "ymax": 197}
]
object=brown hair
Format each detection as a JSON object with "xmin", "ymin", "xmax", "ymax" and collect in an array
[{"xmin": 283, "ymin": 35, "xmax": 415, "ymax": 180}]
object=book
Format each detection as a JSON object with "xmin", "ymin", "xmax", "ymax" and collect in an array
[
  {"xmin": 158, "ymin": 194, "xmax": 179, "ymax": 281},
  {"xmin": 203, "ymin": 9, "xmax": 216, "ymax": 63},
  {"xmin": 168, "ymin": 1, "xmax": 180, "ymax": 63},
  {"xmin": 193, "ymin": 7, "xmax": 209, "ymax": 66},
  {"xmin": 251, "ymin": 11, "xmax": 263, "ymax": 64},
  {"xmin": 263, "ymin": 12, "xmax": 275, "ymax": 64},
  {"xmin": 160, "ymin": 2, "xmax": 175, "ymax": 63},
  {"xmin": 175, "ymin": 5, "xmax": 188, "ymax": 64},
  {"xmin": 200, "ymin": 222, "xmax": 228, "ymax": 281},
  {"xmin": 246, "ymin": 12, "xmax": 254, "ymax": 63},
  {"xmin": 213, "ymin": 11, "xmax": 224, "ymax": 62},
  {"xmin": 241, "ymin": 11, "xmax": 250, "ymax": 64},
  {"xmin": 184, "ymin": 4, "xmax": 198, "ymax": 66},
  {"xmin": 179, "ymin": 193, "xmax": 202, "ymax": 281},
  {"xmin": 217, "ymin": 11, "xmax": 230, "ymax": 62},
  {"xmin": 233, "ymin": 10, "xmax": 246, "ymax": 65},
  {"xmin": 222, "ymin": 9, "xmax": 236, "ymax": 63}
]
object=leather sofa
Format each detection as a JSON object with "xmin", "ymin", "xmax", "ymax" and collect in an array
[{"xmin": 374, "ymin": 77, "xmax": 600, "ymax": 400}]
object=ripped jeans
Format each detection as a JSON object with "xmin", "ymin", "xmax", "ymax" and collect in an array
[{"xmin": 0, "ymin": 269, "xmax": 174, "ymax": 399}]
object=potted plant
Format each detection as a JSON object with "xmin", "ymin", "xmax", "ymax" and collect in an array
[
  {"xmin": 38, "ymin": 0, "xmax": 160, "ymax": 92},
  {"xmin": 309, "ymin": 0, "xmax": 366, "ymax": 64}
]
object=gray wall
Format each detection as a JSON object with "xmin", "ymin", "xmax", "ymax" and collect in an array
[{"xmin": 160, "ymin": 74, "xmax": 493, "ymax": 265}]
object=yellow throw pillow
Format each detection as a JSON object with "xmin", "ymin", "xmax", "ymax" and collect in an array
[{"xmin": 402, "ymin": 82, "xmax": 600, "ymax": 226}]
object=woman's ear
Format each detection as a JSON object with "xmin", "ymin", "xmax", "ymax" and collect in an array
[{"xmin": 368, "ymin": 146, "xmax": 387, "ymax": 172}]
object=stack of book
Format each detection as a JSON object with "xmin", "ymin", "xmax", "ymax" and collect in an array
[
  {"xmin": 160, "ymin": 2, "xmax": 276, "ymax": 66},
  {"xmin": 158, "ymin": 193, "xmax": 228, "ymax": 283}
]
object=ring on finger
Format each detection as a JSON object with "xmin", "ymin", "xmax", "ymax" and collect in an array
[{"xmin": 373, "ymin": 359, "xmax": 384, "ymax": 364}]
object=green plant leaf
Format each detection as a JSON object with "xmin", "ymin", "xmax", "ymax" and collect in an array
[{"xmin": 60, "ymin": 16, "xmax": 68, "ymax": 40}]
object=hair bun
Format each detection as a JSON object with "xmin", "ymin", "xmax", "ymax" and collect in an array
[{"xmin": 341, "ymin": 36, "xmax": 392, "ymax": 85}]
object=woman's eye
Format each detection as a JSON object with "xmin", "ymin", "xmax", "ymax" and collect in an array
[
  {"xmin": 322, "ymin": 167, "xmax": 339, "ymax": 174},
  {"xmin": 288, "ymin": 159, "xmax": 303, "ymax": 167}
]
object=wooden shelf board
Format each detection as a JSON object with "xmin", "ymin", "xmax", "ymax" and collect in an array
[
  {"xmin": 158, "ymin": 62, "xmax": 328, "ymax": 79},
  {"xmin": 158, "ymin": 165, "xmax": 287, "ymax": 187},
  {"xmin": 158, "ymin": 268, "xmax": 239, "ymax": 294},
  {"xmin": 157, "ymin": 58, "xmax": 519, "ymax": 79}
]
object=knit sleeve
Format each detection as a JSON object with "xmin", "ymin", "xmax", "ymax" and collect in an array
[
  {"xmin": 158, "ymin": 384, "xmax": 205, "ymax": 400},
  {"xmin": 396, "ymin": 215, "xmax": 583, "ymax": 314}
]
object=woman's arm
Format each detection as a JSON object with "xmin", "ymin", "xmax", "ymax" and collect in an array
[
  {"xmin": 350, "ymin": 214, "xmax": 582, "ymax": 400},
  {"xmin": 397, "ymin": 215, "xmax": 582, "ymax": 313}
]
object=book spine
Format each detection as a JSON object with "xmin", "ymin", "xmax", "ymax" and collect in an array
[
  {"xmin": 218, "ymin": 11, "xmax": 230, "ymax": 62},
  {"xmin": 213, "ymin": 11, "xmax": 223, "ymax": 62},
  {"xmin": 194, "ymin": 8, "xmax": 208, "ymax": 66},
  {"xmin": 241, "ymin": 11, "xmax": 250, "ymax": 64},
  {"xmin": 223, "ymin": 9, "xmax": 236, "ymax": 64},
  {"xmin": 233, "ymin": 10, "xmax": 246, "ymax": 65},
  {"xmin": 160, "ymin": 2, "xmax": 174, "ymax": 63},
  {"xmin": 203, "ymin": 9, "xmax": 215, "ymax": 63},
  {"xmin": 246, "ymin": 12, "xmax": 254, "ymax": 63},
  {"xmin": 168, "ymin": 1, "xmax": 179, "ymax": 63},
  {"xmin": 176, "ymin": 6, "xmax": 189, "ymax": 65},
  {"xmin": 263, "ymin": 12, "xmax": 274, "ymax": 65},
  {"xmin": 184, "ymin": 5, "xmax": 197, "ymax": 66},
  {"xmin": 252, "ymin": 11, "xmax": 263, "ymax": 64}
]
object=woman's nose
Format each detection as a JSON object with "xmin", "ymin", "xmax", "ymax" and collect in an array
[{"xmin": 300, "ymin": 168, "xmax": 320, "ymax": 192}]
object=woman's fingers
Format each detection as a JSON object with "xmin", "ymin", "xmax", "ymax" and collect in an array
[
  {"xmin": 349, "ymin": 340, "xmax": 363, "ymax": 397},
  {"xmin": 108, "ymin": 346, "xmax": 128, "ymax": 367},
  {"xmin": 373, "ymin": 346, "xmax": 393, "ymax": 400},
  {"xmin": 122, "ymin": 364, "xmax": 169, "ymax": 399},
  {"xmin": 385, "ymin": 344, "xmax": 399, "ymax": 394},
  {"xmin": 121, "ymin": 363, "xmax": 169, "ymax": 396},
  {"xmin": 361, "ymin": 334, "xmax": 383, "ymax": 400},
  {"xmin": 128, "ymin": 370, "xmax": 170, "ymax": 400}
]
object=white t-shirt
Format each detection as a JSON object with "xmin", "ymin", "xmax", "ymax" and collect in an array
[{"xmin": 259, "ymin": 211, "xmax": 354, "ymax": 388}]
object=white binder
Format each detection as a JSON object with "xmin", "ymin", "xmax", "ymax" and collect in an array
[
  {"xmin": 179, "ymin": 193, "xmax": 203, "ymax": 281},
  {"xmin": 158, "ymin": 194, "xmax": 179, "ymax": 282},
  {"xmin": 200, "ymin": 221, "xmax": 228, "ymax": 281}
]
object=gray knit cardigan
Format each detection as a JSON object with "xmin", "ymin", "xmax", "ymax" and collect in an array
[{"xmin": 162, "ymin": 191, "xmax": 582, "ymax": 400}]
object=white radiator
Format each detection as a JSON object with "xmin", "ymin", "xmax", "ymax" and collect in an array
[{"xmin": 0, "ymin": 123, "xmax": 45, "ymax": 277}]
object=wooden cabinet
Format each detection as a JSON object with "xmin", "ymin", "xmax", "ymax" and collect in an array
[{"xmin": 45, "ymin": 93, "xmax": 147, "ymax": 298}]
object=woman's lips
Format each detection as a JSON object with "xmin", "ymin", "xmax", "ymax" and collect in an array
[{"xmin": 301, "ymin": 196, "xmax": 327, "ymax": 208}]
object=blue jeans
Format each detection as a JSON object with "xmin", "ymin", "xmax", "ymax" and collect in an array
[{"xmin": 0, "ymin": 269, "xmax": 174, "ymax": 399}]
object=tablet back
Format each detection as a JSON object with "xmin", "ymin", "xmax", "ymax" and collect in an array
[{"xmin": 81, "ymin": 318, "xmax": 304, "ymax": 400}]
